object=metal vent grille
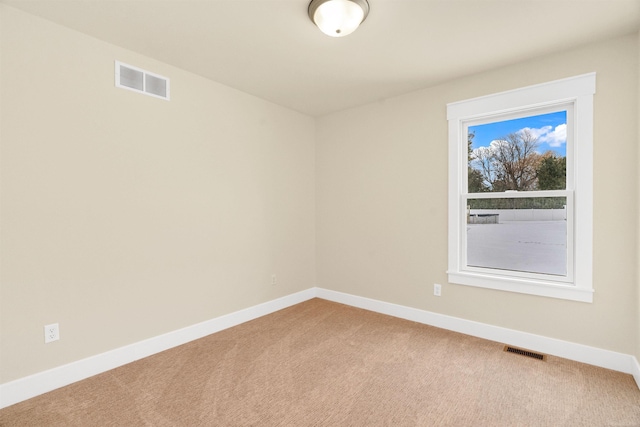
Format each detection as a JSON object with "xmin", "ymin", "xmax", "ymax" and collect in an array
[
  {"xmin": 503, "ymin": 345, "xmax": 546, "ymax": 361},
  {"xmin": 119, "ymin": 65, "xmax": 143, "ymax": 91},
  {"xmin": 115, "ymin": 61, "xmax": 170, "ymax": 100},
  {"xmin": 145, "ymin": 74, "xmax": 167, "ymax": 98}
]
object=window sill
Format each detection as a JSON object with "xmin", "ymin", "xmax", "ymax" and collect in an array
[{"xmin": 447, "ymin": 271, "xmax": 593, "ymax": 303}]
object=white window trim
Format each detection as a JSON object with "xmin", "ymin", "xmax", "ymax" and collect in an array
[{"xmin": 447, "ymin": 73, "xmax": 595, "ymax": 303}]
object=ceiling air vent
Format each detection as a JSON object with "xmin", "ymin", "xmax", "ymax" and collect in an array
[{"xmin": 115, "ymin": 61, "xmax": 170, "ymax": 100}]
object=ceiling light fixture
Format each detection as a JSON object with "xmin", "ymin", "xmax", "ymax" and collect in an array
[{"xmin": 308, "ymin": 0, "xmax": 370, "ymax": 38}]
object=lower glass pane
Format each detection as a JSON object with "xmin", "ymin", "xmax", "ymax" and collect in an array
[{"xmin": 466, "ymin": 198, "xmax": 567, "ymax": 276}]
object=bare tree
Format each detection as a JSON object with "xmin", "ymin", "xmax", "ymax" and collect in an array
[
  {"xmin": 467, "ymin": 131, "xmax": 487, "ymax": 192},
  {"xmin": 470, "ymin": 129, "xmax": 541, "ymax": 192},
  {"xmin": 472, "ymin": 146, "xmax": 497, "ymax": 190}
]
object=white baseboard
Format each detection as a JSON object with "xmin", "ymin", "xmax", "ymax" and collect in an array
[
  {"xmin": 316, "ymin": 288, "xmax": 640, "ymax": 388},
  {"xmin": 632, "ymin": 356, "xmax": 640, "ymax": 390},
  {"xmin": 0, "ymin": 288, "xmax": 316, "ymax": 409},
  {"xmin": 2, "ymin": 286, "xmax": 638, "ymax": 409}
]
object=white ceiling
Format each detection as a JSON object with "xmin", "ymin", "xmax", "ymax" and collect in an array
[{"xmin": 3, "ymin": 0, "xmax": 640, "ymax": 116}]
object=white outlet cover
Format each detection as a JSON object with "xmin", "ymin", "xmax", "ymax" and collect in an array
[
  {"xmin": 434, "ymin": 284, "xmax": 442, "ymax": 296},
  {"xmin": 44, "ymin": 323, "xmax": 60, "ymax": 343}
]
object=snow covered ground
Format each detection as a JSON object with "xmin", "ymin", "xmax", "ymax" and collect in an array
[{"xmin": 466, "ymin": 221, "xmax": 566, "ymax": 276}]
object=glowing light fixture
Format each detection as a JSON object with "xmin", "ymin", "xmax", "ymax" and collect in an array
[{"xmin": 308, "ymin": 0, "xmax": 370, "ymax": 37}]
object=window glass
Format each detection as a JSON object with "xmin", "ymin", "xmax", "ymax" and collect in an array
[
  {"xmin": 465, "ymin": 111, "xmax": 569, "ymax": 277},
  {"xmin": 467, "ymin": 111, "xmax": 567, "ymax": 193},
  {"xmin": 466, "ymin": 197, "xmax": 567, "ymax": 276}
]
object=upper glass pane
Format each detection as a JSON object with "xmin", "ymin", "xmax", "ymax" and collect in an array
[{"xmin": 467, "ymin": 111, "xmax": 567, "ymax": 193}]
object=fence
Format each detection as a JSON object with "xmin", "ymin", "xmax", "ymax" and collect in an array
[{"xmin": 468, "ymin": 208, "xmax": 566, "ymax": 222}]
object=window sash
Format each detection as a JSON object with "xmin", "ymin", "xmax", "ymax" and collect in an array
[
  {"xmin": 463, "ymin": 103, "xmax": 574, "ymax": 194},
  {"xmin": 460, "ymin": 191, "xmax": 574, "ymax": 284}
]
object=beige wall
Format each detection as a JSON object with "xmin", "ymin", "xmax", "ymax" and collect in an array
[
  {"xmin": 1, "ymin": 3, "xmax": 639, "ymax": 388},
  {"xmin": 316, "ymin": 34, "xmax": 639, "ymax": 355},
  {"xmin": 0, "ymin": 5, "xmax": 316, "ymax": 383}
]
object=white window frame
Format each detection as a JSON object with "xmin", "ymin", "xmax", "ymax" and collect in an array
[{"xmin": 447, "ymin": 73, "xmax": 595, "ymax": 303}]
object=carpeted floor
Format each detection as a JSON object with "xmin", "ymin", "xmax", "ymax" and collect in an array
[{"xmin": 1, "ymin": 298, "xmax": 639, "ymax": 426}]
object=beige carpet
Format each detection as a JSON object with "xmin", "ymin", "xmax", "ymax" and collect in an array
[{"xmin": 1, "ymin": 298, "xmax": 639, "ymax": 426}]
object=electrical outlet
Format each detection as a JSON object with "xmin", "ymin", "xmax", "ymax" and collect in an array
[
  {"xmin": 434, "ymin": 284, "xmax": 442, "ymax": 297},
  {"xmin": 271, "ymin": 274, "xmax": 277, "ymax": 286},
  {"xmin": 44, "ymin": 323, "xmax": 60, "ymax": 343}
]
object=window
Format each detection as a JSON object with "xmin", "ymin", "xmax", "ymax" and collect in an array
[{"xmin": 447, "ymin": 73, "xmax": 595, "ymax": 302}]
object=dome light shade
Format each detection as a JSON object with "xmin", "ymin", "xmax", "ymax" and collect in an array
[{"xmin": 308, "ymin": 0, "xmax": 370, "ymax": 37}]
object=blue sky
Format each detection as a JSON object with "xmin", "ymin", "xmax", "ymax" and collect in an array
[{"xmin": 469, "ymin": 111, "xmax": 567, "ymax": 157}]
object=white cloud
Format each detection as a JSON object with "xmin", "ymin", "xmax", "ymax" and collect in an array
[
  {"xmin": 519, "ymin": 124, "xmax": 566, "ymax": 148},
  {"xmin": 487, "ymin": 139, "xmax": 508, "ymax": 150},
  {"xmin": 540, "ymin": 124, "xmax": 567, "ymax": 147},
  {"xmin": 473, "ymin": 143, "xmax": 500, "ymax": 158},
  {"xmin": 520, "ymin": 125, "xmax": 552, "ymax": 140}
]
